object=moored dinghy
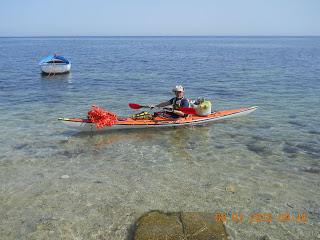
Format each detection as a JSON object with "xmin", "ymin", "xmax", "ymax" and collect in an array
[{"xmin": 39, "ymin": 54, "xmax": 71, "ymax": 74}]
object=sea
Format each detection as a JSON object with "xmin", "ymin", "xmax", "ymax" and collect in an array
[{"xmin": 0, "ymin": 37, "xmax": 319, "ymax": 239}]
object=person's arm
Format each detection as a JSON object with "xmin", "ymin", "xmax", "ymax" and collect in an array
[
  {"xmin": 156, "ymin": 100, "xmax": 172, "ymax": 108},
  {"xmin": 148, "ymin": 100, "xmax": 171, "ymax": 109},
  {"xmin": 171, "ymin": 109, "xmax": 185, "ymax": 117},
  {"xmin": 172, "ymin": 98, "xmax": 189, "ymax": 117}
]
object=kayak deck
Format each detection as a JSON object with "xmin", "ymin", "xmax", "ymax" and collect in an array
[{"xmin": 59, "ymin": 106, "xmax": 257, "ymax": 132}]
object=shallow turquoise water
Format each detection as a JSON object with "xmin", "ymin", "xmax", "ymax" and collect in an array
[{"xmin": 0, "ymin": 37, "xmax": 320, "ymax": 239}]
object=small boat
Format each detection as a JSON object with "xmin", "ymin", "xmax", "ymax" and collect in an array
[
  {"xmin": 58, "ymin": 106, "xmax": 257, "ymax": 132},
  {"xmin": 39, "ymin": 54, "xmax": 71, "ymax": 74}
]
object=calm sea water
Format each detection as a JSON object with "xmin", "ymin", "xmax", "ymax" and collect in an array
[{"xmin": 0, "ymin": 37, "xmax": 319, "ymax": 239}]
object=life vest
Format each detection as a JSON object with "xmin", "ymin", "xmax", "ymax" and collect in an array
[{"xmin": 172, "ymin": 97, "xmax": 189, "ymax": 110}]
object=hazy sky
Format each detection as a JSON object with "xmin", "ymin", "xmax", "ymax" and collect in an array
[{"xmin": 0, "ymin": 0, "xmax": 319, "ymax": 36}]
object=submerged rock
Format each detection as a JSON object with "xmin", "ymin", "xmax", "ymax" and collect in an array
[
  {"xmin": 133, "ymin": 210, "xmax": 228, "ymax": 240},
  {"xmin": 134, "ymin": 211, "xmax": 183, "ymax": 240},
  {"xmin": 288, "ymin": 120, "xmax": 306, "ymax": 127},
  {"xmin": 14, "ymin": 143, "xmax": 28, "ymax": 150},
  {"xmin": 181, "ymin": 212, "xmax": 228, "ymax": 240},
  {"xmin": 246, "ymin": 142, "xmax": 271, "ymax": 156},
  {"xmin": 308, "ymin": 129, "xmax": 320, "ymax": 135},
  {"xmin": 259, "ymin": 234, "xmax": 271, "ymax": 240},
  {"xmin": 282, "ymin": 142, "xmax": 299, "ymax": 154},
  {"xmin": 296, "ymin": 143, "xmax": 319, "ymax": 153},
  {"xmin": 301, "ymin": 167, "xmax": 320, "ymax": 174}
]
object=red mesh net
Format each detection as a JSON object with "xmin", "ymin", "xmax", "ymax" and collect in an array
[{"xmin": 87, "ymin": 105, "xmax": 118, "ymax": 128}]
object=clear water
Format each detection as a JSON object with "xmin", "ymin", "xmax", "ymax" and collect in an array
[{"xmin": 0, "ymin": 37, "xmax": 319, "ymax": 239}]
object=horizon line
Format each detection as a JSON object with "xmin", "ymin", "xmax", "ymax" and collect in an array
[{"xmin": 1, "ymin": 34, "xmax": 320, "ymax": 38}]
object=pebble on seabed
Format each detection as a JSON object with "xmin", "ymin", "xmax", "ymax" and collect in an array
[
  {"xmin": 60, "ymin": 175, "xmax": 70, "ymax": 179},
  {"xmin": 225, "ymin": 184, "xmax": 236, "ymax": 193}
]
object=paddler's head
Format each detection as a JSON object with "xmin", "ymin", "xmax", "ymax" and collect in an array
[{"xmin": 172, "ymin": 85, "xmax": 184, "ymax": 98}]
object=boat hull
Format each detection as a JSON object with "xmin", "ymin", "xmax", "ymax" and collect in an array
[
  {"xmin": 40, "ymin": 63, "xmax": 71, "ymax": 74},
  {"xmin": 59, "ymin": 106, "xmax": 257, "ymax": 132}
]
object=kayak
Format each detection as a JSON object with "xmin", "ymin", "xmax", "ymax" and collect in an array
[{"xmin": 58, "ymin": 106, "xmax": 257, "ymax": 132}]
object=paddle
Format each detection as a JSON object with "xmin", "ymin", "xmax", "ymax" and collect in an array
[
  {"xmin": 128, "ymin": 103, "xmax": 150, "ymax": 109},
  {"xmin": 128, "ymin": 103, "xmax": 197, "ymax": 115}
]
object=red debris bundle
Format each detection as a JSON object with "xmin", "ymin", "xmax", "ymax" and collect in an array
[{"xmin": 87, "ymin": 105, "xmax": 118, "ymax": 128}]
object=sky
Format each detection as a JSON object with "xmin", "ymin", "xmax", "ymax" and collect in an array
[{"xmin": 0, "ymin": 0, "xmax": 319, "ymax": 36}]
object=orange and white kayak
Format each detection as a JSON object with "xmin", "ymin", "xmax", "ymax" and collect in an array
[{"xmin": 58, "ymin": 106, "xmax": 257, "ymax": 132}]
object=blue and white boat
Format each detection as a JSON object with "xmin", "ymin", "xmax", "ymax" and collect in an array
[{"xmin": 39, "ymin": 54, "xmax": 71, "ymax": 74}]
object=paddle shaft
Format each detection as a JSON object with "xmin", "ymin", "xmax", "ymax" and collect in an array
[{"xmin": 128, "ymin": 103, "xmax": 196, "ymax": 115}]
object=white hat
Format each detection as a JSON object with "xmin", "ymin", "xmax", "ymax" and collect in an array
[{"xmin": 172, "ymin": 85, "xmax": 184, "ymax": 92}]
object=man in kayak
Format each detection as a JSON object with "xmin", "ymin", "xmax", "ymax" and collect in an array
[{"xmin": 151, "ymin": 85, "xmax": 190, "ymax": 118}]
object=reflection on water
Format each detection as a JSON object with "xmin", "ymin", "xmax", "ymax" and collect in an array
[
  {"xmin": 40, "ymin": 72, "xmax": 72, "ymax": 83},
  {"xmin": 70, "ymin": 128, "xmax": 161, "ymax": 148},
  {"xmin": 69, "ymin": 124, "xmax": 212, "ymax": 152}
]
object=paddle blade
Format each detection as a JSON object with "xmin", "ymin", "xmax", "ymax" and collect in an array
[
  {"xmin": 179, "ymin": 107, "xmax": 197, "ymax": 115},
  {"xmin": 128, "ymin": 103, "xmax": 142, "ymax": 109}
]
